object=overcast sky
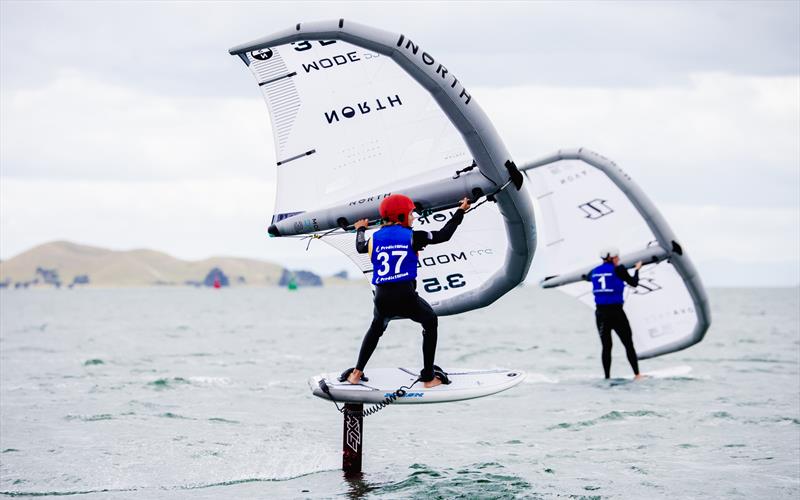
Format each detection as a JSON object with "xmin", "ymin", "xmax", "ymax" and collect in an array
[{"xmin": 1, "ymin": 1, "xmax": 798, "ymax": 286}]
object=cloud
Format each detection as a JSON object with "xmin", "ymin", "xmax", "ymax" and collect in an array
[
  {"xmin": 661, "ymin": 204, "xmax": 800, "ymax": 264},
  {"xmin": 0, "ymin": 71, "xmax": 275, "ymax": 181},
  {"xmin": 1, "ymin": 1, "xmax": 798, "ymax": 95},
  {"xmin": 477, "ymin": 73, "xmax": 800, "ymax": 208}
]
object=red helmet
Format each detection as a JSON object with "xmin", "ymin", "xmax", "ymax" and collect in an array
[{"xmin": 379, "ymin": 194, "xmax": 415, "ymax": 227}]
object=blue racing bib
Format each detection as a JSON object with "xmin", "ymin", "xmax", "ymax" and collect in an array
[
  {"xmin": 370, "ymin": 226, "xmax": 418, "ymax": 285},
  {"xmin": 591, "ymin": 262, "xmax": 625, "ymax": 305}
]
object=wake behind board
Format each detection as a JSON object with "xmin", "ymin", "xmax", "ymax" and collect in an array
[{"xmin": 310, "ymin": 368, "xmax": 526, "ymax": 405}]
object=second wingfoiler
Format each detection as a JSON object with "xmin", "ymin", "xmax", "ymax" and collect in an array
[{"xmin": 521, "ymin": 148, "xmax": 710, "ymax": 359}]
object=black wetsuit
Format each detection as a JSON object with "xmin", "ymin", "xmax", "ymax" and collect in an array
[
  {"xmin": 594, "ymin": 265, "xmax": 640, "ymax": 379},
  {"xmin": 354, "ymin": 209, "xmax": 465, "ymax": 381}
]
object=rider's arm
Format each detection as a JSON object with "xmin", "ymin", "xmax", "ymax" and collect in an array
[
  {"xmin": 355, "ymin": 227, "xmax": 369, "ymax": 254},
  {"xmin": 615, "ymin": 265, "xmax": 640, "ymax": 287},
  {"xmin": 412, "ymin": 209, "xmax": 465, "ymax": 251}
]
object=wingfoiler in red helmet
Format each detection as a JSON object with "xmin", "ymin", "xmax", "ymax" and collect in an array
[{"xmin": 379, "ymin": 194, "xmax": 415, "ymax": 227}]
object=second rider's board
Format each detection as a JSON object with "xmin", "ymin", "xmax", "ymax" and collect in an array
[
  {"xmin": 309, "ymin": 367, "xmax": 526, "ymax": 405},
  {"xmin": 641, "ymin": 365, "xmax": 692, "ymax": 378}
]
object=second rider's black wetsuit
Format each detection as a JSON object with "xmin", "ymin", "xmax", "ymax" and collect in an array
[
  {"xmin": 354, "ymin": 209, "xmax": 465, "ymax": 381},
  {"xmin": 592, "ymin": 265, "xmax": 641, "ymax": 378}
]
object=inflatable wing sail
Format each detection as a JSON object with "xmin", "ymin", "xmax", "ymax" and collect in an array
[
  {"xmin": 521, "ymin": 149, "xmax": 710, "ymax": 359},
  {"xmin": 229, "ymin": 20, "xmax": 535, "ymax": 315}
]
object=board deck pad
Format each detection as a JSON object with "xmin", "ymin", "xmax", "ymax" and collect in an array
[{"xmin": 310, "ymin": 367, "xmax": 526, "ymax": 404}]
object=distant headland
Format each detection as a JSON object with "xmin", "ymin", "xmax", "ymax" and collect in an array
[{"xmin": 0, "ymin": 241, "xmax": 354, "ymax": 289}]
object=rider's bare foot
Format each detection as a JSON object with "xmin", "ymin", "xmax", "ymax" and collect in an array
[
  {"xmin": 633, "ymin": 373, "xmax": 645, "ymax": 381},
  {"xmin": 347, "ymin": 369, "xmax": 363, "ymax": 384},
  {"xmin": 423, "ymin": 377, "xmax": 443, "ymax": 388}
]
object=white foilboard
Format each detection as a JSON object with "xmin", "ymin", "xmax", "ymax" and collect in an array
[{"xmin": 309, "ymin": 367, "xmax": 526, "ymax": 404}]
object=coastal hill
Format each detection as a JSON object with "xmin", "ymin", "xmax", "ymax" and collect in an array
[{"xmin": 0, "ymin": 241, "xmax": 333, "ymax": 288}]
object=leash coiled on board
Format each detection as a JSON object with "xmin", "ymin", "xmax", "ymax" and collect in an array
[{"xmin": 318, "ymin": 378, "xmax": 420, "ymax": 418}]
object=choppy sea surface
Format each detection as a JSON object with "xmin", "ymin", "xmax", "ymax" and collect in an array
[{"xmin": 0, "ymin": 286, "xmax": 798, "ymax": 499}]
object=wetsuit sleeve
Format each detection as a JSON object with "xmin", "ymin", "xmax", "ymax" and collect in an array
[
  {"xmin": 615, "ymin": 265, "xmax": 640, "ymax": 287},
  {"xmin": 412, "ymin": 209, "xmax": 465, "ymax": 251},
  {"xmin": 355, "ymin": 227, "xmax": 369, "ymax": 254}
]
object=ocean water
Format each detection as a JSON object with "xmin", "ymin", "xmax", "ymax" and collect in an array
[{"xmin": 0, "ymin": 286, "xmax": 798, "ymax": 499}]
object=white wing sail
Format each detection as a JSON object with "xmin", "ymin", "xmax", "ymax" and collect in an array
[
  {"xmin": 522, "ymin": 149, "xmax": 710, "ymax": 359},
  {"xmin": 229, "ymin": 20, "xmax": 534, "ymax": 315}
]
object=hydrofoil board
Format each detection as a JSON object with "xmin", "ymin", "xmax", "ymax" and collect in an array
[{"xmin": 309, "ymin": 367, "xmax": 525, "ymax": 404}]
